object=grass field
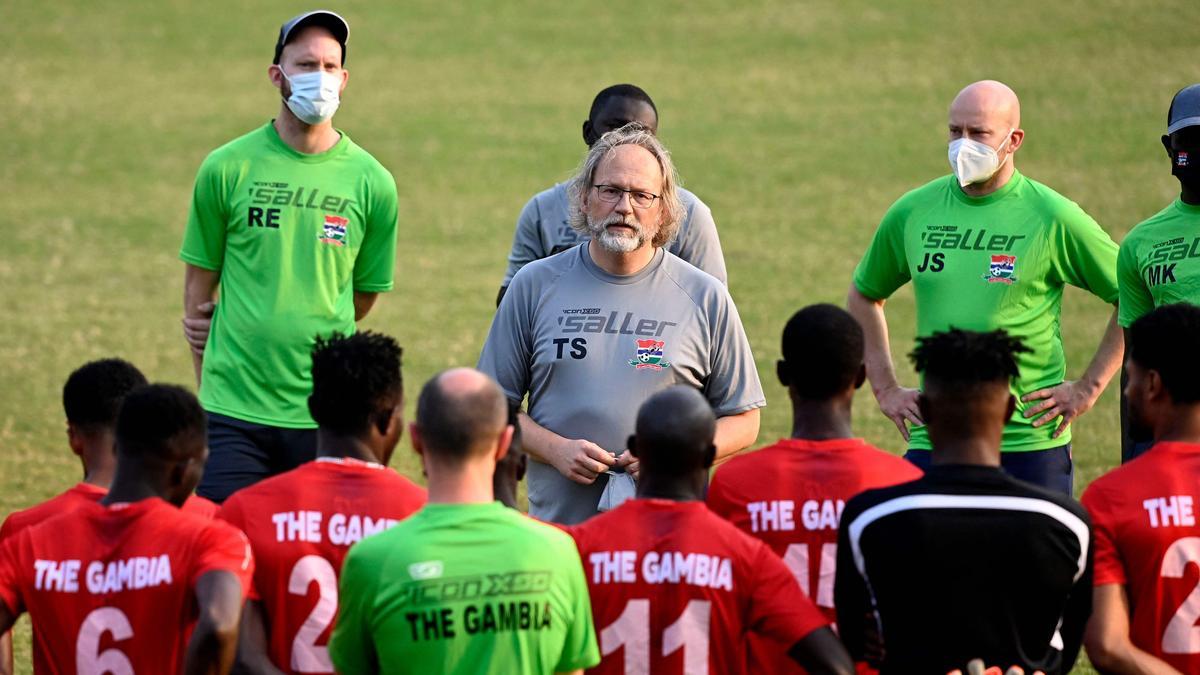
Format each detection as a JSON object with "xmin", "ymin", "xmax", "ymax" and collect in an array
[{"xmin": 2, "ymin": 1, "xmax": 1197, "ymax": 672}]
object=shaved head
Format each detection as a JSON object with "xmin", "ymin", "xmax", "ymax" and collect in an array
[
  {"xmin": 631, "ymin": 386, "xmax": 716, "ymax": 477},
  {"xmin": 415, "ymin": 368, "xmax": 508, "ymax": 463},
  {"xmin": 950, "ymin": 80, "xmax": 1021, "ymax": 130}
]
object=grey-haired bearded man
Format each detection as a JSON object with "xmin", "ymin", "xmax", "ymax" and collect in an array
[{"xmin": 478, "ymin": 123, "xmax": 764, "ymax": 524}]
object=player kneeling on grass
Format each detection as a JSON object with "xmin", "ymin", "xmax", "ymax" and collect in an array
[
  {"xmin": 329, "ymin": 368, "xmax": 600, "ymax": 674},
  {"xmin": 0, "ymin": 359, "xmax": 221, "ymax": 674},
  {"xmin": 0, "ymin": 384, "xmax": 253, "ymax": 673},
  {"xmin": 570, "ymin": 385, "xmax": 855, "ymax": 675},
  {"xmin": 1082, "ymin": 303, "xmax": 1200, "ymax": 674},
  {"xmin": 707, "ymin": 303, "xmax": 922, "ymax": 674},
  {"xmin": 835, "ymin": 329, "xmax": 1093, "ymax": 674},
  {"xmin": 218, "ymin": 331, "xmax": 426, "ymax": 675}
]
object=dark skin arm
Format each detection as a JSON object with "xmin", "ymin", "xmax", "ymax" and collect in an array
[
  {"xmin": 353, "ymin": 291, "xmax": 379, "ymax": 321},
  {"xmin": 0, "ymin": 601, "xmax": 13, "ymax": 643},
  {"xmin": 0, "ymin": 629, "xmax": 12, "ymax": 675},
  {"xmin": 184, "ymin": 570, "xmax": 244, "ymax": 675},
  {"xmin": 234, "ymin": 600, "xmax": 284, "ymax": 675},
  {"xmin": 788, "ymin": 627, "xmax": 856, "ymax": 675}
]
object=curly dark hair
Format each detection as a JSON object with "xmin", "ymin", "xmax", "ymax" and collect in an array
[
  {"xmin": 1129, "ymin": 303, "xmax": 1200, "ymax": 403},
  {"xmin": 308, "ymin": 331, "xmax": 403, "ymax": 436},
  {"xmin": 63, "ymin": 358, "xmax": 147, "ymax": 432},
  {"xmin": 910, "ymin": 328, "xmax": 1029, "ymax": 386}
]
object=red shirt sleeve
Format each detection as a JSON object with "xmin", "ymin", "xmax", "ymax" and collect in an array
[
  {"xmin": 705, "ymin": 468, "xmax": 736, "ymax": 520},
  {"xmin": 1081, "ymin": 484, "xmax": 1126, "ymax": 586},
  {"xmin": 745, "ymin": 539, "xmax": 828, "ymax": 645},
  {"xmin": 0, "ymin": 532, "xmax": 26, "ymax": 615},
  {"xmin": 214, "ymin": 496, "xmax": 260, "ymax": 601},
  {"xmin": 191, "ymin": 520, "xmax": 255, "ymax": 600},
  {"xmin": 183, "ymin": 495, "xmax": 220, "ymax": 519}
]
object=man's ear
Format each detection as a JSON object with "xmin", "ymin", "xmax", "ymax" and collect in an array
[
  {"xmin": 66, "ymin": 422, "xmax": 85, "ymax": 457},
  {"xmin": 854, "ymin": 364, "xmax": 867, "ymax": 390},
  {"xmin": 494, "ymin": 425, "xmax": 514, "ymax": 463},
  {"xmin": 626, "ymin": 434, "xmax": 638, "ymax": 459},
  {"xmin": 776, "ymin": 360, "xmax": 790, "ymax": 387},
  {"xmin": 1146, "ymin": 369, "xmax": 1167, "ymax": 401},
  {"xmin": 582, "ymin": 120, "xmax": 597, "ymax": 147},
  {"xmin": 338, "ymin": 68, "xmax": 349, "ymax": 94},
  {"xmin": 702, "ymin": 443, "xmax": 717, "ymax": 470},
  {"xmin": 268, "ymin": 64, "xmax": 285, "ymax": 90}
]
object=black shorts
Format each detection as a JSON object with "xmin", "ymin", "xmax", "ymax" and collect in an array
[
  {"xmin": 196, "ymin": 412, "xmax": 318, "ymax": 503},
  {"xmin": 904, "ymin": 444, "xmax": 1074, "ymax": 496}
]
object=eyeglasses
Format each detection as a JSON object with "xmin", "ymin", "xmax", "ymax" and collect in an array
[{"xmin": 592, "ymin": 184, "xmax": 660, "ymax": 209}]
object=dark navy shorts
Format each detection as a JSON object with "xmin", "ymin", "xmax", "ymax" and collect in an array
[
  {"xmin": 197, "ymin": 412, "xmax": 318, "ymax": 503},
  {"xmin": 904, "ymin": 444, "xmax": 1073, "ymax": 496}
]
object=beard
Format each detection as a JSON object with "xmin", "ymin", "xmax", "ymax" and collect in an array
[{"xmin": 587, "ymin": 213, "xmax": 647, "ymax": 253}]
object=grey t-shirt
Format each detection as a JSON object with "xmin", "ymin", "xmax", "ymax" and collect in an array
[
  {"xmin": 500, "ymin": 182, "xmax": 728, "ymax": 288},
  {"xmin": 478, "ymin": 244, "xmax": 764, "ymax": 524}
]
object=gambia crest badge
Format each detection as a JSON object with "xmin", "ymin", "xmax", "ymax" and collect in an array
[
  {"xmin": 630, "ymin": 339, "xmax": 671, "ymax": 371},
  {"xmin": 319, "ymin": 215, "xmax": 348, "ymax": 247},
  {"xmin": 984, "ymin": 254, "xmax": 1017, "ymax": 284}
]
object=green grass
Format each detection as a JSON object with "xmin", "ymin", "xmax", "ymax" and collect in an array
[{"xmin": 3, "ymin": 0, "xmax": 1197, "ymax": 672}]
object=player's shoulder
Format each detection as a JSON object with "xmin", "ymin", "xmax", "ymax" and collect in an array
[
  {"xmin": 660, "ymin": 250, "xmax": 728, "ymax": 307},
  {"xmin": 221, "ymin": 464, "xmax": 305, "ymax": 509},
  {"xmin": 1124, "ymin": 201, "xmax": 1185, "ymax": 247},
  {"xmin": 840, "ymin": 475, "xmax": 927, "ymax": 524},
  {"xmin": 506, "ymin": 242, "xmax": 582, "ymax": 293},
  {"xmin": 888, "ymin": 174, "xmax": 955, "ymax": 212},
  {"xmin": 676, "ymin": 185, "xmax": 709, "ymax": 215},
  {"xmin": 338, "ymin": 133, "xmax": 395, "ymax": 183},
  {"xmin": 201, "ymin": 123, "xmax": 272, "ymax": 166},
  {"xmin": 530, "ymin": 181, "xmax": 569, "ymax": 208},
  {"xmin": 1015, "ymin": 174, "xmax": 1098, "ymax": 222}
]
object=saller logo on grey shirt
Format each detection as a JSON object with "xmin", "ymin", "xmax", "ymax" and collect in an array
[
  {"xmin": 501, "ymin": 182, "xmax": 728, "ymax": 287},
  {"xmin": 479, "ymin": 244, "xmax": 764, "ymax": 525}
]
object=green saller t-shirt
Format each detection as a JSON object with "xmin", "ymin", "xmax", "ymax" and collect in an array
[
  {"xmin": 180, "ymin": 122, "xmax": 398, "ymax": 427},
  {"xmin": 853, "ymin": 171, "xmax": 1119, "ymax": 452},
  {"xmin": 1117, "ymin": 198, "xmax": 1200, "ymax": 327},
  {"xmin": 329, "ymin": 501, "xmax": 600, "ymax": 675}
]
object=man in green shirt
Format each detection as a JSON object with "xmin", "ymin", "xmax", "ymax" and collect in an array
[
  {"xmin": 847, "ymin": 80, "xmax": 1123, "ymax": 494},
  {"xmin": 330, "ymin": 368, "xmax": 599, "ymax": 674},
  {"xmin": 179, "ymin": 11, "xmax": 398, "ymax": 502},
  {"xmin": 1117, "ymin": 83, "xmax": 1200, "ymax": 460}
]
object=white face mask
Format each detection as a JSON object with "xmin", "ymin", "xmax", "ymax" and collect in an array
[
  {"xmin": 279, "ymin": 68, "xmax": 342, "ymax": 125},
  {"xmin": 948, "ymin": 129, "xmax": 1014, "ymax": 187}
]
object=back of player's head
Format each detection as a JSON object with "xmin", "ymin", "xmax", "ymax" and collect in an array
[
  {"xmin": 115, "ymin": 384, "xmax": 207, "ymax": 463},
  {"xmin": 778, "ymin": 304, "xmax": 864, "ymax": 399},
  {"xmin": 1129, "ymin": 303, "xmax": 1200, "ymax": 403},
  {"xmin": 589, "ymin": 84, "xmax": 658, "ymax": 123},
  {"xmin": 415, "ymin": 368, "xmax": 508, "ymax": 464},
  {"xmin": 629, "ymin": 386, "xmax": 716, "ymax": 477},
  {"xmin": 308, "ymin": 331, "xmax": 403, "ymax": 436},
  {"xmin": 911, "ymin": 328, "xmax": 1027, "ymax": 394},
  {"xmin": 62, "ymin": 358, "xmax": 147, "ymax": 434}
]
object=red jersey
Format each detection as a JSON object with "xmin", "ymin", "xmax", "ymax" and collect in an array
[
  {"xmin": 570, "ymin": 499, "xmax": 827, "ymax": 675},
  {"xmin": 217, "ymin": 458, "xmax": 426, "ymax": 674},
  {"xmin": 1, "ymin": 483, "xmax": 219, "ymax": 542},
  {"xmin": 1081, "ymin": 441, "xmax": 1200, "ymax": 673},
  {"xmin": 707, "ymin": 438, "xmax": 921, "ymax": 673},
  {"xmin": 0, "ymin": 498, "xmax": 253, "ymax": 674}
]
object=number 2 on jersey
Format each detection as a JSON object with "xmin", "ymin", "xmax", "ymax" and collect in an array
[
  {"xmin": 1162, "ymin": 537, "xmax": 1200, "ymax": 654},
  {"xmin": 600, "ymin": 599, "xmax": 711, "ymax": 675},
  {"xmin": 289, "ymin": 555, "xmax": 339, "ymax": 672}
]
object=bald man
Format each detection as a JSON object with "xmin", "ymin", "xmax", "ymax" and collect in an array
[
  {"xmin": 329, "ymin": 369, "xmax": 600, "ymax": 675},
  {"xmin": 848, "ymin": 80, "xmax": 1122, "ymax": 495}
]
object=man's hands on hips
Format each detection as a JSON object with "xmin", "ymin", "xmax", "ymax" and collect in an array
[
  {"xmin": 1022, "ymin": 379, "xmax": 1101, "ymax": 438},
  {"xmin": 875, "ymin": 384, "xmax": 923, "ymax": 442},
  {"xmin": 550, "ymin": 438, "xmax": 617, "ymax": 485},
  {"xmin": 182, "ymin": 301, "xmax": 215, "ymax": 355}
]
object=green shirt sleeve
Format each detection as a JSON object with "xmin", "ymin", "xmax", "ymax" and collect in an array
[
  {"xmin": 853, "ymin": 204, "xmax": 911, "ymax": 300},
  {"xmin": 329, "ymin": 545, "xmax": 380, "ymax": 674},
  {"xmin": 352, "ymin": 168, "xmax": 399, "ymax": 292},
  {"xmin": 179, "ymin": 153, "xmax": 229, "ymax": 271},
  {"xmin": 555, "ymin": 538, "xmax": 601, "ymax": 672},
  {"xmin": 1117, "ymin": 237, "xmax": 1153, "ymax": 327},
  {"xmin": 1049, "ymin": 205, "xmax": 1120, "ymax": 303}
]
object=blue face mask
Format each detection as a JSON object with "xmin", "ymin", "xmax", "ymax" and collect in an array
[{"xmin": 279, "ymin": 67, "xmax": 341, "ymax": 125}]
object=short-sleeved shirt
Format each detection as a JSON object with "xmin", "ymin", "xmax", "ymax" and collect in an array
[
  {"xmin": 478, "ymin": 244, "xmax": 765, "ymax": 524},
  {"xmin": 1080, "ymin": 441, "xmax": 1200, "ymax": 673},
  {"xmin": 0, "ymin": 498, "xmax": 253, "ymax": 674},
  {"xmin": 707, "ymin": 438, "xmax": 922, "ymax": 674},
  {"xmin": 570, "ymin": 498, "xmax": 828, "ymax": 675},
  {"xmin": 853, "ymin": 172, "xmax": 1119, "ymax": 452},
  {"xmin": 329, "ymin": 501, "xmax": 599, "ymax": 675},
  {"xmin": 1116, "ymin": 198, "xmax": 1200, "ymax": 326},
  {"xmin": 835, "ymin": 465, "xmax": 1092, "ymax": 674},
  {"xmin": 180, "ymin": 122, "xmax": 399, "ymax": 428},
  {"xmin": 502, "ymin": 182, "xmax": 727, "ymax": 287},
  {"xmin": 0, "ymin": 482, "xmax": 218, "ymax": 541},
  {"xmin": 218, "ymin": 457, "xmax": 426, "ymax": 674}
]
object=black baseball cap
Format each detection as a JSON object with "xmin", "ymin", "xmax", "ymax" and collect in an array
[
  {"xmin": 273, "ymin": 10, "xmax": 349, "ymax": 65},
  {"xmin": 1168, "ymin": 84, "xmax": 1200, "ymax": 135}
]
